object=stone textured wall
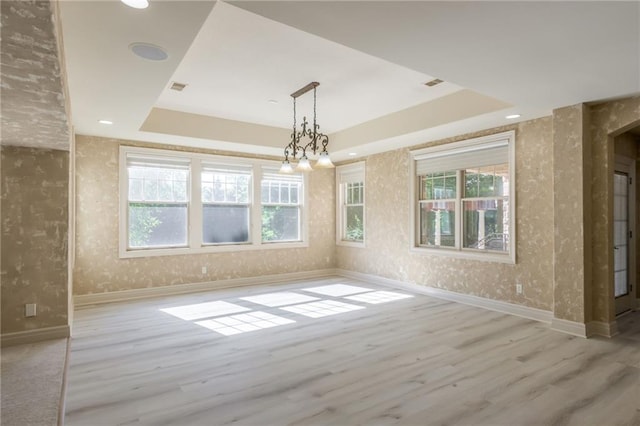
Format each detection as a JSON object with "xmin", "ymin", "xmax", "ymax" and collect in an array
[
  {"xmin": 0, "ymin": 0, "xmax": 70, "ymax": 150},
  {"xmin": 337, "ymin": 117, "xmax": 555, "ymax": 311},
  {"xmin": 590, "ymin": 96, "xmax": 640, "ymax": 322},
  {"xmin": 73, "ymin": 135, "xmax": 336, "ymax": 295},
  {"xmin": 1, "ymin": 146, "xmax": 69, "ymax": 334}
]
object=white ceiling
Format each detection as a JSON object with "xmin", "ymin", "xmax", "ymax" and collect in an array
[{"xmin": 59, "ymin": 0, "xmax": 640, "ymax": 160}]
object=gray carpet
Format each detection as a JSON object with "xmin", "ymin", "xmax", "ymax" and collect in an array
[{"xmin": 1, "ymin": 338, "xmax": 68, "ymax": 426}]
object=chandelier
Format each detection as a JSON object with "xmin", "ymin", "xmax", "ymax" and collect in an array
[{"xmin": 279, "ymin": 82, "xmax": 334, "ymax": 173}]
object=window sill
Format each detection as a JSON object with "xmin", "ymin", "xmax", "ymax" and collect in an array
[
  {"xmin": 409, "ymin": 246, "xmax": 515, "ymax": 264},
  {"xmin": 119, "ymin": 241, "xmax": 309, "ymax": 259},
  {"xmin": 336, "ymin": 240, "xmax": 365, "ymax": 249}
]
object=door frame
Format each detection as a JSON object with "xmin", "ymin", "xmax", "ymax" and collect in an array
[{"xmin": 614, "ymin": 155, "xmax": 637, "ymax": 315}]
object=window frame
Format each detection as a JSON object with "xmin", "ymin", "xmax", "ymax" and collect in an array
[
  {"xmin": 336, "ymin": 161, "xmax": 365, "ymax": 248},
  {"xmin": 409, "ymin": 131, "xmax": 516, "ymax": 263},
  {"xmin": 119, "ymin": 146, "xmax": 309, "ymax": 258},
  {"xmin": 200, "ymin": 164, "xmax": 253, "ymax": 246},
  {"xmin": 260, "ymin": 168, "xmax": 304, "ymax": 244}
]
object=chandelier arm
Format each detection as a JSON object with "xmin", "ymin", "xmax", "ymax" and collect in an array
[{"xmin": 280, "ymin": 81, "xmax": 330, "ymax": 172}]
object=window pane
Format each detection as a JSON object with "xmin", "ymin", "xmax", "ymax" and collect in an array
[
  {"xmin": 464, "ymin": 164, "xmax": 508, "ymax": 198},
  {"xmin": 419, "ymin": 201, "xmax": 455, "ymax": 247},
  {"xmin": 345, "ymin": 205, "xmax": 364, "ymax": 241},
  {"xmin": 262, "ymin": 206, "xmax": 300, "ymax": 242},
  {"xmin": 463, "ymin": 198, "xmax": 509, "ymax": 251},
  {"xmin": 203, "ymin": 205, "xmax": 250, "ymax": 244},
  {"xmin": 129, "ymin": 165, "xmax": 188, "ymax": 203},
  {"xmin": 419, "ymin": 172, "xmax": 456, "ymax": 201},
  {"xmin": 143, "ymin": 178, "xmax": 158, "ymax": 200},
  {"xmin": 464, "ymin": 169, "xmax": 479, "ymax": 198},
  {"xmin": 128, "ymin": 203, "xmax": 187, "ymax": 248},
  {"xmin": 261, "ymin": 180, "xmax": 301, "ymax": 205},
  {"xmin": 270, "ymin": 184, "xmax": 279, "ymax": 204},
  {"xmin": 129, "ymin": 178, "xmax": 143, "ymax": 201}
]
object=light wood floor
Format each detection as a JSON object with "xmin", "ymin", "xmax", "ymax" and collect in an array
[{"xmin": 65, "ymin": 277, "xmax": 640, "ymax": 426}]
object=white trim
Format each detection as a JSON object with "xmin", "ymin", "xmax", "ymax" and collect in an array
[
  {"xmin": 335, "ymin": 269, "xmax": 553, "ymax": 324},
  {"xmin": 550, "ymin": 318, "xmax": 588, "ymax": 338},
  {"xmin": 119, "ymin": 145, "xmax": 310, "ymax": 258},
  {"xmin": 409, "ymin": 130, "xmax": 516, "ymax": 264},
  {"xmin": 586, "ymin": 321, "xmax": 619, "ymax": 338},
  {"xmin": 614, "ymin": 156, "xmax": 636, "ymax": 314},
  {"xmin": 409, "ymin": 247, "xmax": 515, "ymax": 264},
  {"xmin": 74, "ymin": 268, "xmax": 337, "ymax": 307},
  {"xmin": 1, "ymin": 325, "xmax": 70, "ymax": 347}
]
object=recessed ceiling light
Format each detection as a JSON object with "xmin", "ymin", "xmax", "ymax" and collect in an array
[
  {"xmin": 506, "ymin": 114, "xmax": 521, "ymax": 119},
  {"xmin": 129, "ymin": 42, "xmax": 168, "ymax": 61},
  {"xmin": 98, "ymin": 120, "xmax": 113, "ymax": 125},
  {"xmin": 121, "ymin": 0, "xmax": 149, "ymax": 9},
  {"xmin": 268, "ymin": 100, "xmax": 278, "ymax": 104},
  {"xmin": 348, "ymin": 152, "xmax": 357, "ymax": 156}
]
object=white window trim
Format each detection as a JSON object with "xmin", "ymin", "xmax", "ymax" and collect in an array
[
  {"xmin": 409, "ymin": 131, "xmax": 516, "ymax": 264},
  {"xmin": 119, "ymin": 146, "xmax": 309, "ymax": 259},
  {"xmin": 336, "ymin": 161, "xmax": 365, "ymax": 248}
]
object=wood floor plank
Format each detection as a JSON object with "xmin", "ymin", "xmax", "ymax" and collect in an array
[{"xmin": 66, "ymin": 277, "xmax": 640, "ymax": 426}]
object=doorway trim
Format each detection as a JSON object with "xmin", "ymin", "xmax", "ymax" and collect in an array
[{"xmin": 614, "ymin": 155, "xmax": 636, "ymax": 316}]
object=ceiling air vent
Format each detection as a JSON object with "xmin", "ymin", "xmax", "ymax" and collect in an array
[
  {"xmin": 170, "ymin": 82, "xmax": 187, "ymax": 91},
  {"xmin": 424, "ymin": 78, "xmax": 443, "ymax": 87}
]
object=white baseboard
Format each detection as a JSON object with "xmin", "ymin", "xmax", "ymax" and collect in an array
[
  {"xmin": 1, "ymin": 325, "xmax": 70, "ymax": 347},
  {"xmin": 550, "ymin": 318, "xmax": 588, "ymax": 338},
  {"xmin": 586, "ymin": 320, "xmax": 618, "ymax": 338},
  {"xmin": 336, "ymin": 269, "xmax": 554, "ymax": 324},
  {"xmin": 74, "ymin": 268, "xmax": 338, "ymax": 307}
]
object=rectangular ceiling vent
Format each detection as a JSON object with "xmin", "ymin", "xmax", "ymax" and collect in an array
[
  {"xmin": 424, "ymin": 78, "xmax": 443, "ymax": 87},
  {"xmin": 170, "ymin": 82, "xmax": 187, "ymax": 91}
]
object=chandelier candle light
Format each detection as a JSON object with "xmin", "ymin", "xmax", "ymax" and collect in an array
[{"xmin": 279, "ymin": 82, "xmax": 334, "ymax": 173}]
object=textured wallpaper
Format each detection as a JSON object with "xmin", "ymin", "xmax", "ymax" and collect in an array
[
  {"xmin": 0, "ymin": 0, "xmax": 70, "ymax": 150},
  {"xmin": 337, "ymin": 118, "xmax": 555, "ymax": 311},
  {"xmin": 552, "ymin": 104, "xmax": 591, "ymax": 323},
  {"xmin": 590, "ymin": 96, "xmax": 640, "ymax": 322},
  {"xmin": 1, "ymin": 146, "xmax": 69, "ymax": 334},
  {"xmin": 73, "ymin": 135, "xmax": 336, "ymax": 295}
]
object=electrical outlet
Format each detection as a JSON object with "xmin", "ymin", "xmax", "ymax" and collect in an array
[
  {"xmin": 201, "ymin": 266, "xmax": 207, "ymax": 274},
  {"xmin": 25, "ymin": 303, "xmax": 37, "ymax": 317},
  {"xmin": 516, "ymin": 283, "xmax": 523, "ymax": 295}
]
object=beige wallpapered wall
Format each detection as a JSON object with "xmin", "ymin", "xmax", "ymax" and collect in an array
[
  {"xmin": 551, "ymin": 104, "xmax": 592, "ymax": 323},
  {"xmin": 72, "ymin": 97, "xmax": 640, "ymax": 326},
  {"xmin": 337, "ymin": 117, "xmax": 555, "ymax": 311},
  {"xmin": 73, "ymin": 135, "xmax": 336, "ymax": 295},
  {"xmin": 1, "ymin": 146, "xmax": 69, "ymax": 334}
]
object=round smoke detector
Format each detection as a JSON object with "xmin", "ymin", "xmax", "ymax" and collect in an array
[{"xmin": 129, "ymin": 42, "xmax": 168, "ymax": 61}]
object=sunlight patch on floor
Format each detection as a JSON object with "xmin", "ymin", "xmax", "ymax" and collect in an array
[
  {"xmin": 240, "ymin": 292, "xmax": 319, "ymax": 307},
  {"xmin": 280, "ymin": 300, "xmax": 365, "ymax": 318},
  {"xmin": 302, "ymin": 284, "xmax": 374, "ymax": 297},
  {"xmin": 195, "ymin": 311, "xmax": 295, "ymax": 336},
  {"xmin": 345, "ymin": 291, "xmax": 413, "ymax": 304},
  {"xmin": 160, "ymin": 301, "xmax": 250, "ymax": 320}
]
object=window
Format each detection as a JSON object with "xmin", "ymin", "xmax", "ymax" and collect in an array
[
  {"xmin": 201, "ymin": 164, "xmax": 252, "ymax": 244},
  {"xmin": 126, "ymin": 155, "xmax": 190, "ymax": 249},
  {"xmin": 119, "ymin": 146, "xmax": 308, "ymax": 258},
  {"xmin": 336, "ymin": 162, "xmax": 365, "ymax": 246},
  {"xmin": 261, "ymin": 169, "xmax": 303, "ymax": 242},
  {"xmin": 411, "ymin": 131, "xmax": 515, "ymax": 263}
]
